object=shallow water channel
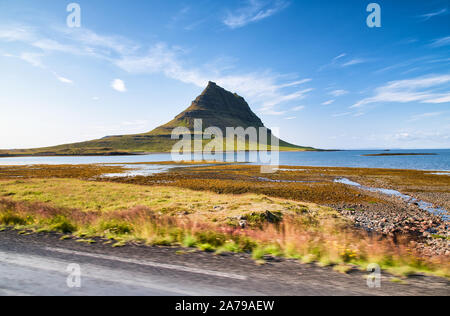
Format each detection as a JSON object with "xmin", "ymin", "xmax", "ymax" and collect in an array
[{"xmin": 334, "ymin": 178, "xmax": 449, "ymax": 222}]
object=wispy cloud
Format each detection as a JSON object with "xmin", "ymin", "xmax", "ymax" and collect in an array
[
  {"xmin": 418, "ymin": 8, "xmax": 448, "ymax": 21},
  {"xmin": 31, "ymin": 39, "xmax": 79, "ymax": 54},
  {"xmin": 0, "ymin": 23, "xmax": 312, "ymax": 115},
  {"xmin": 390, "ymin": 130, "xmax": 450, "ymax": 144},
  {"xmin": 332, "ymin": 111, "xmax": 364, "ymax": 118},
  {"xmin": 341, "ymin": 58, "xmax": 367, "ymax": 67},
  {"xmin": 352, "ymin": 75, "xmax": 450, "ymax": 108},
  {"xmin": 396, "ymin": 38, "xmax": 418, "ymax": 45},
  {"xmin": 167, "ymin": 6, "xmax": 208, "ymax": 31},
  {"xmin": 319, "ymin": 54, "xmax": 368, "ymax": 71},
  {"xmin": 54, "ymin": 73, "xmax": 73, "ymax": 84},
  {"xmin": 0, "ymin": 25, "xmax": 35, "ymax": 41},
  {"xmin": 277, "ymin": 79, "xmax": 312, "ymax": 88},
  {"xmin": 430, "ymin": 36, "xmax": 450, "ymax": 48},
  {"xmin": 322, "ymin": 100, "xmax": 335, "ymax": 105},
  {"xmin": 223, "ymin": 0, "xmax": 289, "ymax": 29},
  {"xmin": 332, "ymin": 112, "xmax": 352, "ymax": 117},
  {"xmin": 408, "ymin": 111, "xmax": 444, "ymax": 122},
  {"xmin": 19, "ymin": 52, "xmax": 45, "ymax": 68},
  {"xmin": 111, "ymin": 79, "xmax": 127, "ymax": 92},
  {"xmin": 116, "ymin": 43, "xmax": 313, "ymax": 114},
  {"xmin": 260, "ymin": 88, "xmax": 313, "ymax": 110},
  {"xmin": 291, "ymin": 105, "xmax": 305, "ymax": 111},
  {"xmin": 329, "ymin": 89, "xmax": 348, "ymax": 97},
  {"xmin": 333, "ymin": 53, "xmax": 347, "ymax": 61},
  {"xmin": 373, "ymin": 55, "xmax": 449, "ymax": 75},
  {"xmin": 284, "ymin": 116, "xmax": 296, "ymax": 120},
  {"xmin": 168, "ymin": 6, "xmax": 191, "ymax": 27}
]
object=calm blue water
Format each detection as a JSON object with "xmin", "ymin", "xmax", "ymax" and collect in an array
[{"xmin": 0, "ymin": 149, "xmax": 449, "ymax": 171}]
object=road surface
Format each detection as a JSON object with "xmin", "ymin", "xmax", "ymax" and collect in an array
[{"xmin": 0, "ymin": 229, "xmax": 448, "ymax": 296}]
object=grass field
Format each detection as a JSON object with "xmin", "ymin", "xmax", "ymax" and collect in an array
[{"xmin": 0, "ymin": 168, "xmax": 448, "ymax": 277}]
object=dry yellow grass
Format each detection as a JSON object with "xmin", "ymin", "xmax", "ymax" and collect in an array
[
  {"xmin": 0, "ymin": 178, "xmax": 335, "ymax": 225},
  {"xmin": 0, "ymin": 178, "xmax": 448, "ymax": 277}
]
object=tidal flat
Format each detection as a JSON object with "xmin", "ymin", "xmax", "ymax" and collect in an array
[{"xmin": 0, "ymin": 162, "xmax": 448, "ymax": 277}]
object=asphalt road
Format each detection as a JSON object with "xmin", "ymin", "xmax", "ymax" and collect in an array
[{"xmin": 0, "ymin": 229, "xmax": 448, "ymax": 296}]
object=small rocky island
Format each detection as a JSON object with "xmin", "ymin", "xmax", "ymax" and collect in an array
[{"xmin": 362, "ymin": 153, "xmax": 438, "ymax": 157}]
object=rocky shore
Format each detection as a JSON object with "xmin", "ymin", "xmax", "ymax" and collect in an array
[{"xmin": 333, "ymin": 191, "xmax": 449, "ymax": 257}]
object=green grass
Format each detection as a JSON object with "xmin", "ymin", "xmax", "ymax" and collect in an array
[
  {"xmin": 0, "ymin": 178, "xmax": 448, "ymax": 278},
  {"xmin": 0, "ymin": 212, "xmax": 30, "ymax": 226},
  {"xmin": 0, "ymin": 132, "xmax": 314, "ymax": 157}
]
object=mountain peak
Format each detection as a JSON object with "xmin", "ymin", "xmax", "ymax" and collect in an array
[
  {"xmin": 200, "ymin": 81, "xmax": 220, "ymax": 97},
  {"xmin": 148, "ymin": 81, "xmax": 264, "ymax": 135}
]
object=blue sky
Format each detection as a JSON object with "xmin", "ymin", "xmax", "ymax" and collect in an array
[{"xmin": 0, "ymin": 0, "xmax": 449, "ymax": 149}]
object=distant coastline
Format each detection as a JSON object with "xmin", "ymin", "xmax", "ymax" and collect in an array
[
  {"xmin": 0, "ymin": 148, "xmax": 331, "ymax": 158},
  {"xmin": 362, "ymin": 153, "xmax": 438, "ymax": 157}
]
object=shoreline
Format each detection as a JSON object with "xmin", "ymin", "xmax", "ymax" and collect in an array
[
  {"xmin": 0, "ymin": 161, "xmax": 449, "ymax": 173},
  {"xmin": 0, "ymin": 149, "xmax": 447, "ymax": 172},
  {"xmin": 0, "ymin": 149, "xmax": 332, "ymax": 158}
]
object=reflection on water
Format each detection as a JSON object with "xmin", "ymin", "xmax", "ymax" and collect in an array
[
  {"xmin": 101, "ymin": 164, "xmax": 208, "ymax": 178},
  {"xmin": 101, "ymin": 164, "xmax": 175, "ymax": 178},
  {"xmin": 334, "ymin": 178, "xmax": 449, "ymax": 222}
]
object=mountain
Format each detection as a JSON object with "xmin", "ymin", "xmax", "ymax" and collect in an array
[
  {"xmin": 150, "ymin": 81, "xmax": 265, "ymax": 135},
  {"xmin": 0, "ymin": 82, "xmax": 315, "ymax": 156}
]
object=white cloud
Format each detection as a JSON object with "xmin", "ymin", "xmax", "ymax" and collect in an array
[
  {"xmin": 111, "ymin": 79, "xmax": 127, "ymax": 92},
  {"xmin": 392, "ymin": 131, "xmax": 450, "ymax": 143},
  {"xmin": 332, "ymin": 112, "xmax": 351, "ymax": 117},
  {"xmin": 223, "ymin": 0, "xmax": 289, "ymax": 29},
  {"xmin": 341, "ymin": 58, "xmax": 366, "ymax": 67},
  {"xmin": 10, "ymin": 51, "xmax": 74, "ymax": 84},
  {"xmin": 115, "ymin": 43, "xmax": 206, "ymax": 87},
  {"xmin": 352, "ymin": 75, "xmax": 450, "ymax": 108},
  {"xmin": 0, "ymin": 24, "xmax": 139, "ymax": 60},
  {"xmin": 329, "ymin": 89, "xmax": 348, "ymax": 97},
  {"xmin": 430, "ymin": 36, "xmax": 450, "ymax": 48},
  {"xmin": 0, "ymin": 24, "xmax": 312, "ymax": 115},
  {"xmin": 55, "ymin": 74, "xmax": 73, "ymax": 84},
  {"xmin": 333, "ymin": 53, "xmax": 347, "ymax": 61},
  {"xmin": 19, "ymin": 52, "xmax": 44, "ymax": 68},
  {"xmin": 426, "ymin": 95, "xmax": 450, "ymax": 103},
  {"xmin": 319, "ymin": 54, "xmax": 367, "ymax": 70},
  {"xmin": 332, "ymin": 111, "xmax": 363, "ymax": 118},
  {"xmin": 277, "ymin": 79, "xmax": 311, "ymax": 88},
  {"xmin": 32, "ymin": 39, "xmax": 79, "ymax": 54},
  {"xmin": 322, "ymin": 100, "xmax": 335, "ymax": 105},
  {"xmin": 291, "ymin": 105, "xmax": 305, "ymax": 111},
  {"xmin": 0, "ymin": 25, "xmax": 35, "ymax": 42},
  {"xmin": 69, "ymin": 28, "xmax": 140, "ymax": 55},
  {"xmin": 260, "ymin": 88, "xmax": 313, "ymax": 109},
  {"xmin": 409, "ymin": 111, "xmax": 443, "ymax": 122},
  {"xmin": 92, "ymin": 97, "xmax": 100, "ymax": 101},
  {"xmin": 419, "ymin": 8, "xmax": 448, "ymax": 21},
  {"xmin": 284, "ymin": 117, "xmax": 296, "ymax": 120},
  {"xmin": 116, "ymin": 43, "xmax": 312, "ymax": 114}
]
